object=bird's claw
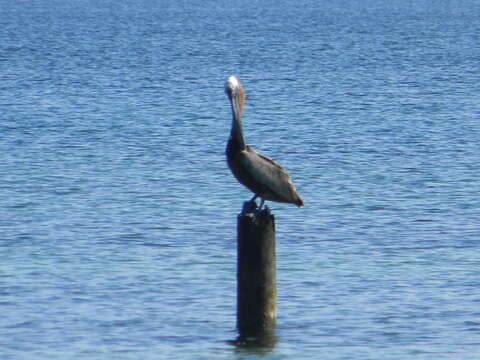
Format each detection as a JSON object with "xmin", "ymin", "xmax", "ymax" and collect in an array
[
  {"xmin": 263, "ymin": 204, "xmax": 271, "ymax": 215},
  {"xmin": 241, "ymin": 197, "xmax": 270, "ymax": 215},
  {"xmin": 242, "ymin": 200, "xmax": 258, "ymax": 215}
]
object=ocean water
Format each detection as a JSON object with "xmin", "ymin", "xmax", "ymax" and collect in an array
[{"xmin": 1, "ymin": 0, "xmax": 480, "ymax": 359}]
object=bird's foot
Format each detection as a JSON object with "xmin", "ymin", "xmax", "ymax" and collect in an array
[
  {"xmin": 242, "ymin": 200, "xmax": 258, "ymax": 215},
  {"xmin": 263, "ymin": 204, "xmax": 271, "ymax": 215}
]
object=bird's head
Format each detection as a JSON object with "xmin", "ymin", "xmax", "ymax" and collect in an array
[{"xmin": 225, "ymin": 75, "xmax": 245, "ymax": 117}]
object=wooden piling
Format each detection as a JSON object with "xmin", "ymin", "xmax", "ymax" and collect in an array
[{"xmin": 236, "ymin": 202, "xmax": 277, "ymax": 335}]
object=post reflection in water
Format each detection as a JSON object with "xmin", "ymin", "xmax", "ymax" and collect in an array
[{"xmin": 228, "ymin": 326, "xmax": 278, "ymax": 356}]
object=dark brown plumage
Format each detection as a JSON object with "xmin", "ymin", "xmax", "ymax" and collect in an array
[{"xmin": 225, "ymin": 75, "xmax": 303, "ymax": 208}]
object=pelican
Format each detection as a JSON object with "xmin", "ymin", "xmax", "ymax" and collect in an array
[{"xmin": 225, "ymin": 75, "xmax": 304, "ymax": 209}]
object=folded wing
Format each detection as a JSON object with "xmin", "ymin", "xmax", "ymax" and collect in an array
[{"xmin": 238, "ymin": 146, "xmax": 303, "ymax": 206}]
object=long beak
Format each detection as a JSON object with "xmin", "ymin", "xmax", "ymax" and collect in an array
[
  {"xmin": 230, "ymin": 91, "xmax": 242, "ymax": 121},
  {"xmin": 229, "ymin": 89, "xmax": 246, "ymax": 150}
]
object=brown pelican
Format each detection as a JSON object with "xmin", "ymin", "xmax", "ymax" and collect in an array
[{"xmin": 225, "ymin": 75, "xmax": 304, "ymax": 209}]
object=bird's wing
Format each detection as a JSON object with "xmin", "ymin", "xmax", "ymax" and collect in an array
[{"xmin": 238, "ymin": 146, "xmax": 297, "ymax": 201}]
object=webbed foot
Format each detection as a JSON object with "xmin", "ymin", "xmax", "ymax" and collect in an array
[{"xmin": 242, "ymin": 200, "xmax": 258, "ymax": 214}]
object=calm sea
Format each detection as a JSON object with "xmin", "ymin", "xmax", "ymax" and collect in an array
[{"xmin": 1, "ymin": 0, "xmax": 480, "ymax": 359}]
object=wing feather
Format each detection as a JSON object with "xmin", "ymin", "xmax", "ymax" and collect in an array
[{"xmin": 238, "ymin": 146, "xmax": 300, "ymax": 203}]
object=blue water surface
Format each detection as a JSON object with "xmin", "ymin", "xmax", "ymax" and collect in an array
[{"xmin": 1, "ymin": 0, "xmax": 480, "ymax": 359}]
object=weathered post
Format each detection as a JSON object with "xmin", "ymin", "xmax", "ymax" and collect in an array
[{"xmin": 236, "ymin": 201, "xmax": 277, "ymax": 335}]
